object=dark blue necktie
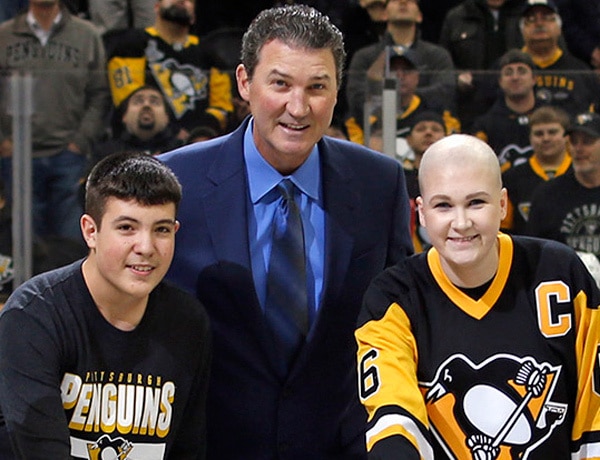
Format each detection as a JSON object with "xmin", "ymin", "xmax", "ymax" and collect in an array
[{"xmin": 265, "ymin": 179, "xmax": 308, "ymax": 369}]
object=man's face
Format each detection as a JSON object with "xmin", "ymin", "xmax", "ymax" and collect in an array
[
  {"xmin": 122, "ymin": 88, "xmax": 170, "ymax": 139},
  {"xmin": 390, "ymin": 59, "xmax": 419, "ymax": 97},
  {"xmin": 407, "ymin": 120, "xmax": 445, "ymax": 156},
  {"xmin": 384, "ymin": 0, "xmax": 422, "ymax": 26},
  {"xmin": 498, "ymin": 63, "xmax": 536, "ymax": 99},
  {"xmin": 568, "ymin": 131, "xmax": 600, "ymax": 179},
  {"xmin": 236, "ymin": 39, "xmax": 338, "ymax": 175},
  {"xmin": 521, "ymin": 6, "xmax": 561, "ymax": 46},
  {"xmin": 529, "ymin": 122, "xmax": 566, "ymax": 162},
  {"xmin": 158, "ymin": 0, "xmax": 195, "ymax": 26},
  {"xmin": 81, "ymin": 197, "xmax": 179, "ymax": 305}
]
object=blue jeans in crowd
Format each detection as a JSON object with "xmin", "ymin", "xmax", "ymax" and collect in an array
[{"xmin": 1, "ymin": 149, "xmax": 86, "ymax": 242}]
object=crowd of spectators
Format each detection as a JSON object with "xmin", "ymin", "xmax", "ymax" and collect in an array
[{"xmin": 1, "ymin": 0, "xmax": 600, "ymax": 287}]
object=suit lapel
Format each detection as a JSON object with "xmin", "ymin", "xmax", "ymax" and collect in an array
[
  {"xmin": 289, "ymin": 139, "xmax": 359, "ymax": 377},
  {"xmin": 203, "ymin": 162, "xmax": 251, "ymax": 270},
  {"xmin": 320, "ymin": 139, "xmax": 359, "ymax": 314},
  {"xmin": 202, "ymin": 120, "xmax": 288, "ymax": 378}
]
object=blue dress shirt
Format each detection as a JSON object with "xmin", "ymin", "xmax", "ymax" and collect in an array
[{"xmin": 244, "ymin": 119, "xmax": 325, "ymax": 328}]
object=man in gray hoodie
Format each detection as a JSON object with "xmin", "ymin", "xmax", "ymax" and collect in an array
[{"xmin": 0, "ymin": 0, "xmax": 109, "ymax": 242}]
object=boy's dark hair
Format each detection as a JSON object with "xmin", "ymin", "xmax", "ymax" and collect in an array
[
  {"xmin": 240, "ymin": 4, "xmax": 346, "ymax": 86},
  {"xmin": 85, "ymin": 152, "xmax": 182, "ymax": 226}
]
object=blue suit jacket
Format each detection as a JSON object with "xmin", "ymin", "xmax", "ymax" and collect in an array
[{"xmin": 159, "ymin": 118, "xmax": 413, "ymax": 459}]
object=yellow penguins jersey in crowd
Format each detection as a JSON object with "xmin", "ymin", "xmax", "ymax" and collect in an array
[
  {"xmin": 104, "ymin": 27, "xmax": 233, "ymax": 131},
  {"xmin": 356, "ymin": 233, "xmax": 600, "ymax": 459}
]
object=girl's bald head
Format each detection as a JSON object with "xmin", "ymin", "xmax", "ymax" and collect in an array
[{"xmin": 418, "ymin": 134, "xmax": 502, "ymax": 196}]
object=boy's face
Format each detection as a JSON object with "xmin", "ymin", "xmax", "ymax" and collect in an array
[
  {"xmin": 81, "ymin": 197, "xmax": 179, "ymax": 304},
  {"xmin": 529, "ymin": 121, "xmax": 566, "ymax": 161},
  {"xmin": 417, "ymin": 153, "xmax": 507, "ymax": 285}
]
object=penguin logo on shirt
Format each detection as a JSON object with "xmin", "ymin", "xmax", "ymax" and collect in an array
[
  {"xmin": 420, "ymin": 354, "xmax": 567, "ymax": 460},
  {"xmin": 86, "ymin": 434, "xmax": 134, "ymax": 460}
]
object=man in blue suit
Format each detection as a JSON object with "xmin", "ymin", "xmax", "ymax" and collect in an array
[{"xmin": 159, "ymin": 5, "xmax": 413, "ymax": 459}]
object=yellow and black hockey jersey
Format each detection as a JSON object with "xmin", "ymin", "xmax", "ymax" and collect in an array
[
  {"xmin": 104, "ymin": 27, "xmax": 233, "ymax": 132},
  {"xmin": 501, "ymin": 154, "xmax": 572, "ymax": 234},
  {"xmin": 344, "ymin": 94, "xmax": 460, "ymax": 146},
  {"xmin": 356, "ymin": 233, "xmax": 600, "ymax": 459}
]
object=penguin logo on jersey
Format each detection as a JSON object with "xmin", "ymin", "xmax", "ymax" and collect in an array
[
  {"xmin": 517, "ymin": 202, "xmax": 532, "ymax": 223},
  {"xmin": 144, "ymin": 40, "xmax": 209, "ymax": 120},
  {"xmin": 86, "ymin": 434, "xmax": 134, "ymax": 460},
  {"xmin": 498, "ymin": 144, "xmax": 532, "ymax": 169},
  {"xmin": 149, "ymin": 58, "xmax": 208, "ymax": 120},
  {"xmin": 420, "ymin": 354, "xmax": 567, "ymax": 459}
]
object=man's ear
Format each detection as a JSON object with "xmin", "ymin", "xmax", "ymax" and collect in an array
[
  {"xmin": 236, "ymin": 64, "xmax": 251, "ymax": 103},
  {"xmin": 80, "ymin": 214, "xmax": 99, "ymax": 249}
]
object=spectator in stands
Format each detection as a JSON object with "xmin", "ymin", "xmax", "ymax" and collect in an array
[
  {"xmin": 88, "ymin": 0, "xmax": 155, "ymax": 34},
  {"xmin": 501, "ymin": 105, "xmax": 571, "ymax": 234},
  {"xmin": 93, "ymin": 85, "xmax": 182, "ymax": 161},
  {"xmin": 104, "ymin": 0, "xmax": 233, "ymax": 141},
  {"xmin": 0, "ymin": 0, "xmax": 110, "ymax": 243},
  {"xmin": 402, "ymin": 111, "xmax": 447, "ymax": 252},
  {"xmin": 345, "ymin": 46, "xmax": 460, "ymax": 150},
  {"xmin": 439, "ymin": 0, "xmax": 525, "ymax": 129},
  {"xmin": 403, "ymin": 110, "xmax": 447, "ymax": 170},
  {"xmin": 528, "ymin": 112, "xmax": 600, "ymax": 262},
  {"xmin": 471, "ymin": 49, "xmax": 544, "ymax": 171},
  {"xmin": 345, "ymin": 0, "xmax": 455, "ymax": 129},
  {"xmin": 519, "ymin": 0, "xmax": 599, "ymax": 116}
]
